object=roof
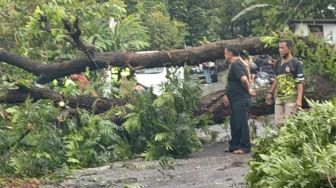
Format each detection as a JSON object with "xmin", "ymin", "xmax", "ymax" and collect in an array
[{"xmin": 289, "ymin": 19, "xmax": 336, "ymax": 24}]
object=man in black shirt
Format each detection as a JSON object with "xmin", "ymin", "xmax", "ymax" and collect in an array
[
  {"xmin": 253, "ymin": 54, "xmax": 275, "ymax": 75},
  {"xmin": 223, "ymin": 47, "xmax": 256, "ymax": 154}
]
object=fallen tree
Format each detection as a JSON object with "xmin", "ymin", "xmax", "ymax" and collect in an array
[
  {"xmin": 0, "ymin": 36, "xmax": 278, "ymax": 121},
  {"xmin": 0, "ymin": 37, "xmax": 276, "ymax": 84},
  {"xmin": 1, "ymin": 36, "xmax": 336, "ymax": 122},
  {"xmin": 2, "ymin": 74, "xmax": 335, "ymax": 123}
]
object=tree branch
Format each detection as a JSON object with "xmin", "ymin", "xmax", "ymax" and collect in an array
[
  {"xmin": 0, "ymin": 48, "xmax": 41, "ymax": 75},
  {"xmin": 0, "ymin": 85, "xmax": 126, "ymax": 113},
  {"xmin": 63, "ymin": 18, "xmax": 96, "ymax": 61}
]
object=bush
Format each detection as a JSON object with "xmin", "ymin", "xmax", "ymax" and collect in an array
[
  {"xmin": 123, "ymin": 68, "xmax": 209, "ymax": 160},
  {"xmin": 245, "ymin": 100, "xmax": 336, "ymax": 187},
  {"xmin": 0, "ymin": 100, "xmax": 129, "ymax": 178}
]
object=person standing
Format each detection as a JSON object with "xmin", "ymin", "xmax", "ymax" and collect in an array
[
  {"xmin": 202, "ymin": 62, "xmax": 212, "ymax": 84},
  {"xmin": 253, "ymin": 54, "xmax": 275, "ymax": 75},
  {"xmin": 265, "ymin": 40, "xmax": 304, "ymax": 126},
  {"xmin": 223, "ymin": 47, "xmax": 256, "ymax": 154}
]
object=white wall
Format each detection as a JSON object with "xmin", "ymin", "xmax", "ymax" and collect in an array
[
  {"xmin": 323, "ymin": 24, "xmax": 336, "ymax": 44},
  {"xmin": 294, "ymin": 23, "xmax": 336, "ymax": 44},
  {"xmin": 294, "ymin": 23, "xmax": 309, "ymax": 36}
]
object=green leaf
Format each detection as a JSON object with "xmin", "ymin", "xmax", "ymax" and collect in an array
[
  {"xmin": 154, "ymin": 132, "xmax": 169, "ymax": 142},
  {"xmin": 67, "ymin": 158, "xmax": 80, "ymax": 164}
]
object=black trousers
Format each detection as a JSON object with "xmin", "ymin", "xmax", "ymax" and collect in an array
[{"xmin": 229, "ymin": 98, "xmax": 251, "ymax": 153}]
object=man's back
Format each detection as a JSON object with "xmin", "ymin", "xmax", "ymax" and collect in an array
[{"xmin": 254, "ymin": 55, "xmax": 274, "ymax": 74}]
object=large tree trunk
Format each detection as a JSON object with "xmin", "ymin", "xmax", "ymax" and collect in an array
[{"xmin": 0, "ymin": 37, "xmax": 276, "ymax": 84}]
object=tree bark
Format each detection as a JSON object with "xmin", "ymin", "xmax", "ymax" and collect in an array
[
  {"xmin": 0, "ymin": 37, "xmax": 276, "ymax": 84},
  {"xmin": 0, "ymin": 86, "xmax": 125, "ymax": 113}
]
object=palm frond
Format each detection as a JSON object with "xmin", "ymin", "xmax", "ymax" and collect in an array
[{"xmin": 231, "ymin": 4, "xmax": 271, "ymax": 22}]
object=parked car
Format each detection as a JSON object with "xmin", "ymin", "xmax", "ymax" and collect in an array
[{"xmin": 135, "ymin": 67, "xmax": 184, "ymax": 95}]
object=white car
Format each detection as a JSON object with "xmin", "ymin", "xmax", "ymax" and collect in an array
[{"xmin": 135, "ymin": 67, "xmax": 184, "ymax": 95}]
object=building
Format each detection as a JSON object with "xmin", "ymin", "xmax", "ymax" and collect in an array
[{"xmin": 289, "ymin": 19, "xmax": 336, "ymax": 44}]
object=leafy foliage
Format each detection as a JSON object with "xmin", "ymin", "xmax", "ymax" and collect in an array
[
  {"xmin": 16, "ymin": 0, "xmax": 148, "ymax": 60},
  {"xmin": 0, "ymin": 100, "xmax": 62, "ymax": 177},
  {"xmin": 0, "ymin": 0, "xmax": 150, "ymax": 93},
  {"xmin": 293, "ymin": 35, "xmax": 336, "ymax": 82},
  {"xmin": 0, "ymin": 99, "xmax": 129, "ymax": 178},
  {"xmin": 144, "ymin": 10, "xmax": 188, "ymax": 50},
  {"xmin": 122, "ymin": 68, "xmax": 208, "ymax": 160},
  {"xmin": 245, "ymin": 100, "xmax": 336, "ymax": 187},
  {"xmin": 63, "ymin": 110, "xmax": 130, "ymax": 167},
  {"xmin": 107, "ymin": 15, "xmax": 150, "ymax": 52},
  {"xmin": 0, "ymin": 67, "xmax": 209, "ymax": 179},
  {"xmin": 207, "ymin": 0, "xmax": 253, "ymax": 39},
  {"xmin": 127, "ymin": 0, "xmax": 188, "ymax": 50},
  {"xmin": 167, "ymin": 0, "xmax": 219, "ymax": 45},
  {"xmin": 1, "ymin": 0, "xmax": 336, "ymax": 184}
]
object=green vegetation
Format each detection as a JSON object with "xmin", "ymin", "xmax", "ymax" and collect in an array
[
  {"xmin": 0, "ymin": 69, "xmax": 209, "ymax": 179},
  {"xmin": 245, "ymin": 100, "xmax": 336, "ymax": 187},
  {"xmin": 0, "ymin": 0, "xmax": 336, "ymax": 186},
  {"xmin": 247, "ymin": 28, "xmax": 336, "ymax": 188},
  {"xmin": 125, "ymin": 69, "xmax": 208, "ymax": 160}
]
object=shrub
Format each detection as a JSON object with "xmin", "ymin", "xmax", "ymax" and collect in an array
[{"xmin": 245, "ymin": 100, "xmax": 336, "ymax": 187}]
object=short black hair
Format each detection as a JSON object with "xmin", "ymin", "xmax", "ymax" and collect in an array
[
  {"xmin": 279, "ymin": 39, "xmax": 294, "ymax": 49},
  {"xmin": 225, "ymin": 47, "xmax": 240, "ymax": 56}
]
